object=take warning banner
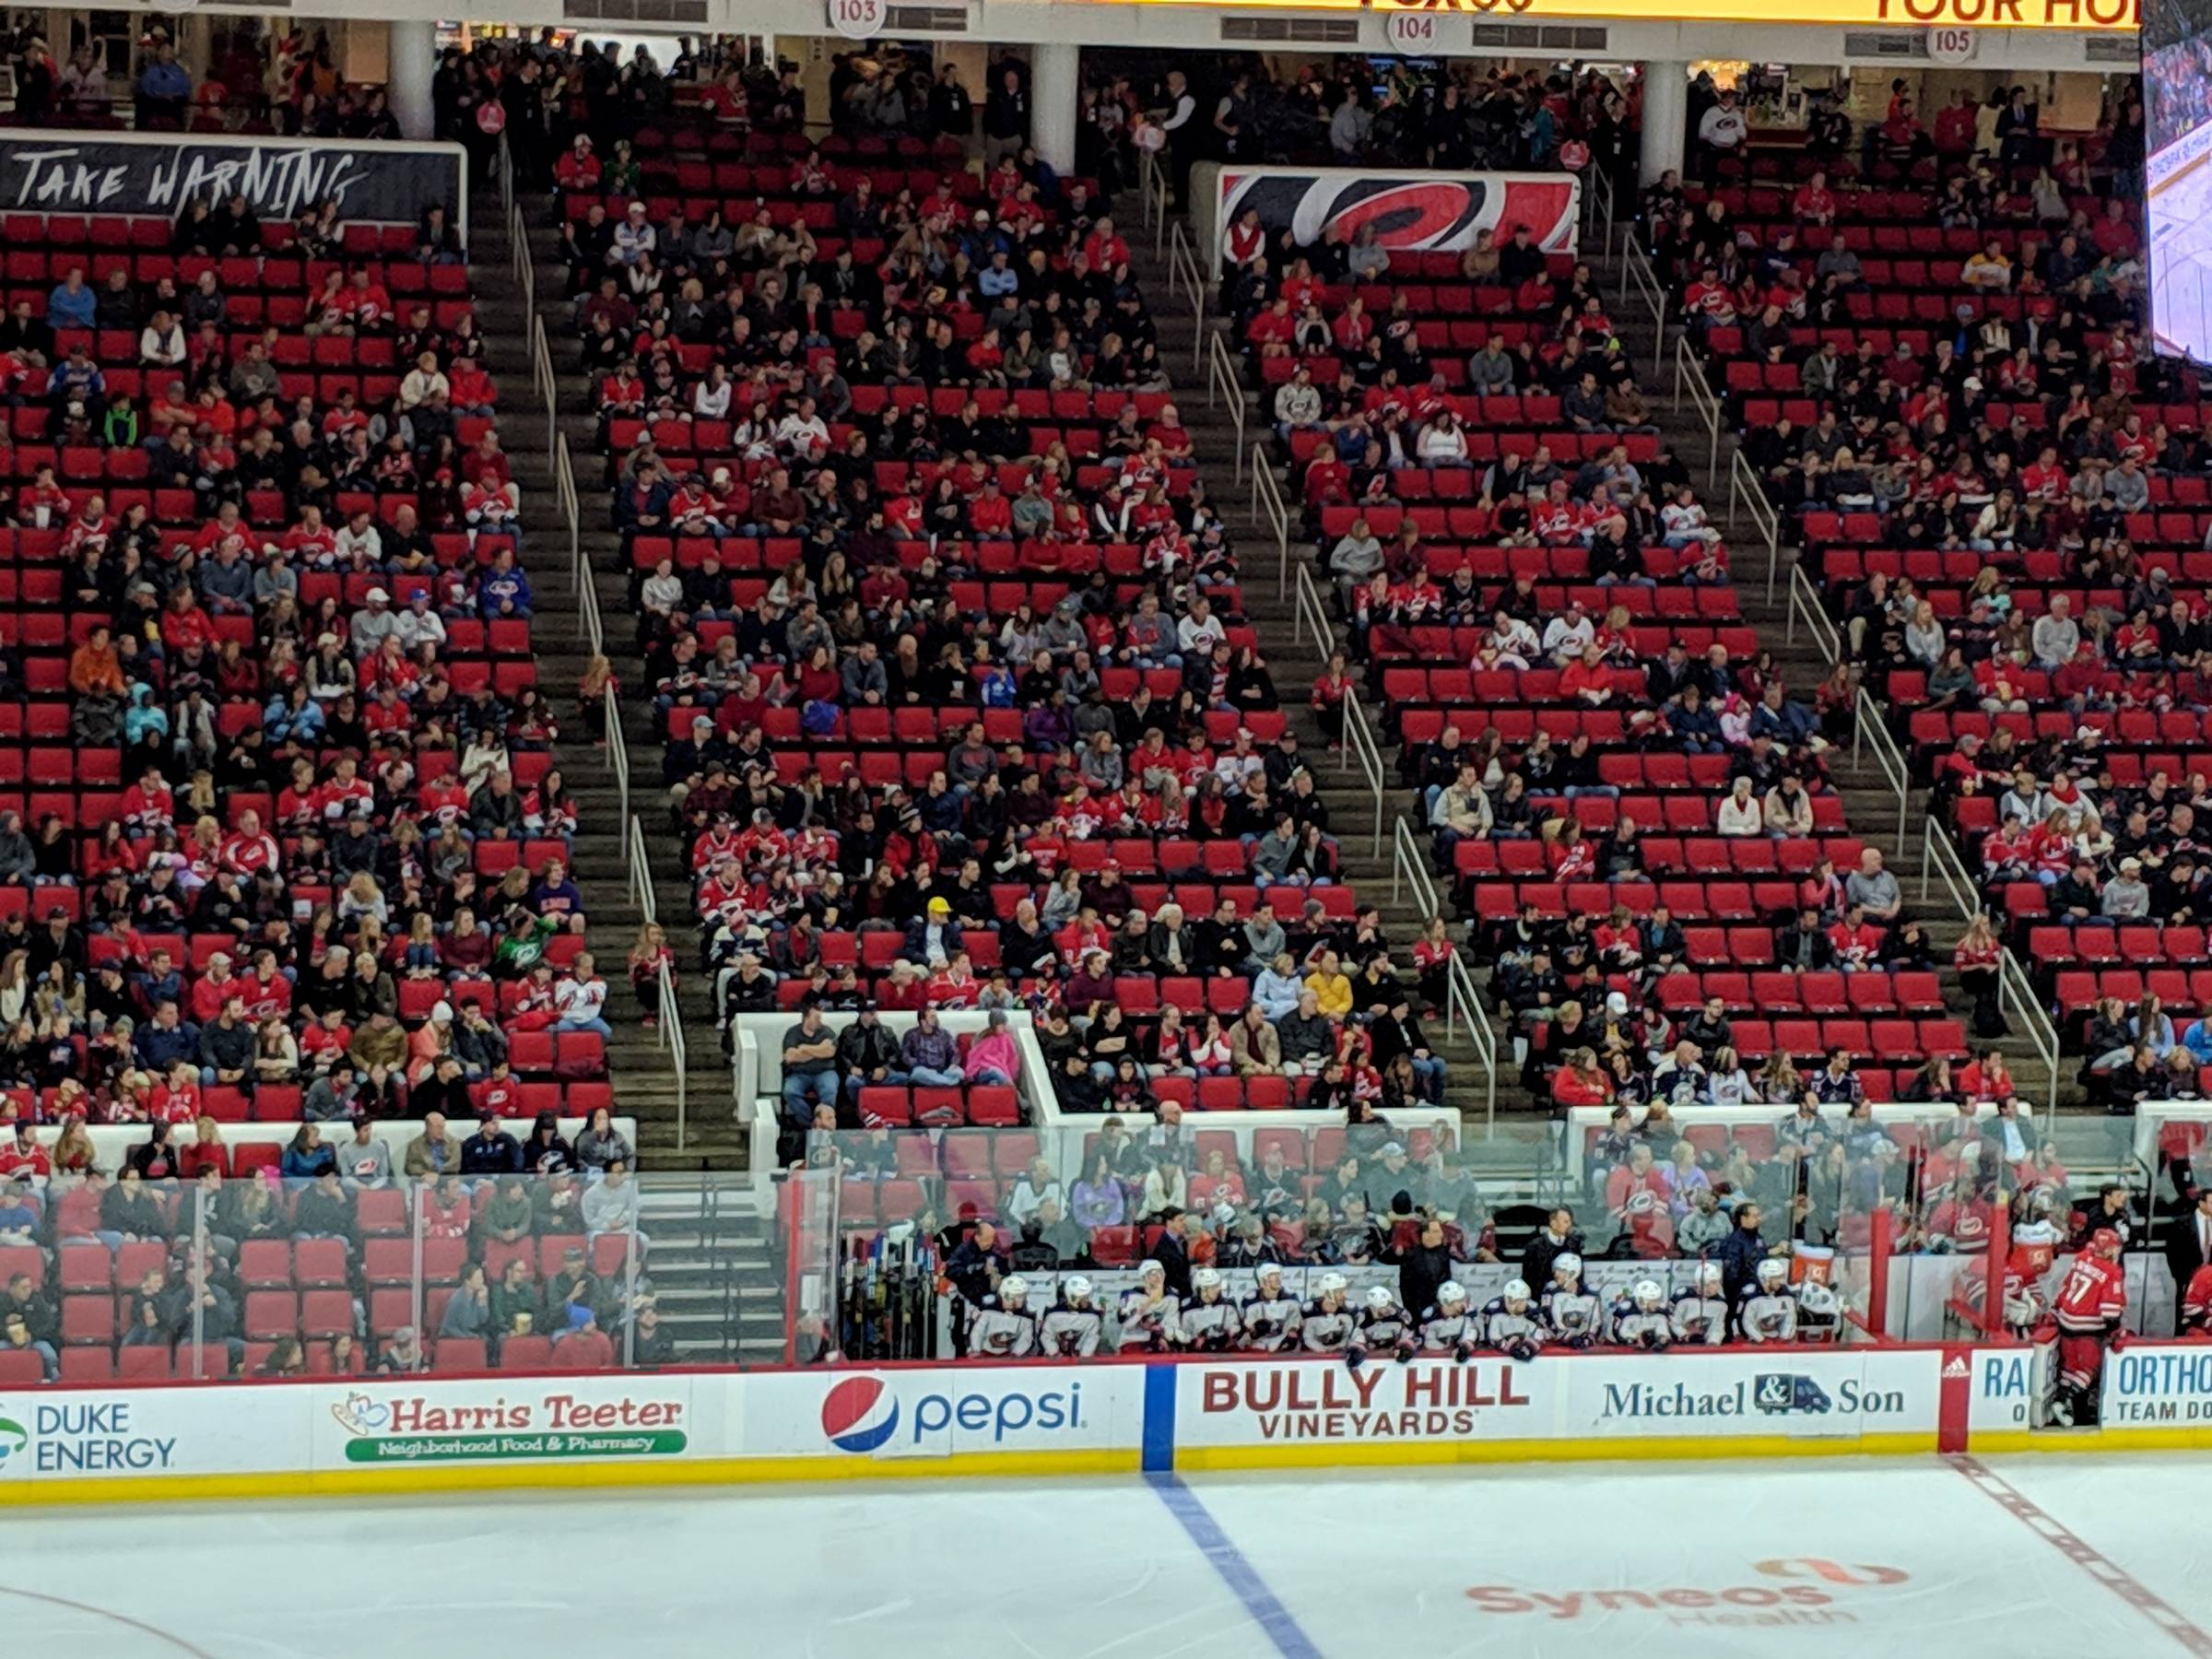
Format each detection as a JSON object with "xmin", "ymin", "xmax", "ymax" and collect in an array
[
  {"xmin": 0, "ymin": 129, "xmax": 467, "ymax": 238},
  {"xmin": 1198, "ymin": 165, "xmax": 1579, "ymax": 276}
]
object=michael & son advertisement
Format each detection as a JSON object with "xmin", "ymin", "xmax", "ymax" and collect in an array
[{"xmin": 1173, "ymin": 1350, "xmax": 1943, "ymax": 1465}]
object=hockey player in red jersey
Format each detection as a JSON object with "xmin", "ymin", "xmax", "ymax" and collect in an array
[
  {"xmin": 2183, "ymin": 1263, "xmax": 2212, "ymax": 1335},
  {"xmin": 2047, "ymin": 1228, "xmax": 2128, "ymax": 1425}
]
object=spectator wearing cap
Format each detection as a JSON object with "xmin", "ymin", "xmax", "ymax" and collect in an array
[
  {"xmin": 2104, "ymin": 858, "xmax": 2152, "ymax": 920},
  {"xmin": 348, "ymin": 586, "xmax": 398, "ymax": 657},
  {"xmin": 903, "ymin": 896, "xmax": 963, "ymax": 968},
  {"xmin": 378, "ymin": 1326, "xmax": 429, "ymax": 1374}
]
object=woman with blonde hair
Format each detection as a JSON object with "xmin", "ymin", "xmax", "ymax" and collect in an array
[
  {"xmin": 626, "ymin": 923, "xmax": 674, "ymax": 1027},
  {"xmin": 0, "ymin": 950, "xmax": 29, "ymax": 1028},
  {"xmin": 180, "ymin": 1113, "xmax": 230, "ymax": 1179},
  {"xmin": 577, "ymin": 653, "xmax": 618, "ymax": 747}
]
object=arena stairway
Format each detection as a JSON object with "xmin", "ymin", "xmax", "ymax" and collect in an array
[
  {"xmin": 1590, "ymin": 240, "xmax": 2071, "ymax": 1119},
  {"xmin": 471, "ymin": 191, "xmax": 753, "ymax": 1179},
  {"xmin": 1124, "ymin": 228, "xmax": 1508, "ymax": 1153}
]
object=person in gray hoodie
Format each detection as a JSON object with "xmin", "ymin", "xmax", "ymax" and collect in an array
[{"xmin": 1039, "ymin": 598, "xmax": 1087, "ymax": 657}]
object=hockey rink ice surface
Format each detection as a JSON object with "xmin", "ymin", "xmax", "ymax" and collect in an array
[{"xmin": 8, "ymin": 1457, "xmax": 2212, "ymax": 1657}]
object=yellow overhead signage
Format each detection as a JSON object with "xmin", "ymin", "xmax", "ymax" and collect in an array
[{"xmin": 1131, "ymin": 0, "xmax": 2138, "ymax": 29}]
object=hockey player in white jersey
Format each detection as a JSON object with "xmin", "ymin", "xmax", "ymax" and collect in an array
[
  {"xmin": 1671, "ymin": 1261, "xmax": 1730, "ymax": 1344},
  {"xmin": 1609, "ymin": 1278, "xmax": 1674, "ymax": 1350},
  {"xmin": 1481, "ymin": 1278, "xmax": 1545, "ymax": 1361},
  {"xmin": 1418, "ymin": 1281, "xmax": 1476, "ymax": 1362},
  {"xmin": 1347, "ymin": 1282, "xmax": 1416, "ymax": 1369},
  {"xmin": 1039, "ymin": 1275, "xmax": 1103, "ymax": 1358},
  {"xmin": 1117, "ymin": 1259, "xmax": 1182, "ymax": 1352},
  {"xmin": 1538, "ymin": 1252, "xmax": 1603, "ymax": 1348},
  {"xmin": 1176, "ymin": 1266, "xmax": 1244, "ymax": 1352},
  {"xmin": 1737, "ymin": 1257, "xmax": 1801, "ymax": 1343},
  {"xmin": 1300, "ymin": 1270, "xmax": 1357, "ymax": 1353},
  {"xmin": 1240, "ymin": 1262, "xmax": 1303, "ymax": 1352},
  {"xmin": 969, "ymin": 1276, "xmax": 1039, "ymax": 1358}
]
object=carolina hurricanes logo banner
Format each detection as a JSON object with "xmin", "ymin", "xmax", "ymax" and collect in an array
[{"xmin": 1200, "ymin": 166, "xmax": 1579, "ymax": 276}]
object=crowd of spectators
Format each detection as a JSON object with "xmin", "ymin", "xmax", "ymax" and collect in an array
[{"xmin": 1655, "ymin": 80, "xmax": 2205, "ymax": 1112}]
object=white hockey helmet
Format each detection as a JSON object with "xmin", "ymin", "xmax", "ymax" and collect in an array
[
  {"xmin": 998, "ymin": 1276, "xmax": 1029, "ymax": 1305},
  {"xmin": 1438, "ymin": 1282, "xmax": 1468, "ymax": 1308},
  {"xmin": 1063, "ymin": 1275, "xmax": 1093, "ymax": 1303},
  {"xmin": 1193, "ymin": 1266, "xmax": 1222, "ymax": 1293},
  {"xmin": 1797, "ymin": 1280, "xmax": 1839, "ymax": 1315},
  {"xmin": 1553, "ymin": 1252, "xmax": 1583, "ymax": 1280},
  {"xmin": 1318, "ymin": 1270, "xmax": 1349, "ymax": 1296},
  {"xmin": 1255, "ymin": 1262, "xmax": 1283, "ymax": 1286},
  {"xmin": 1695, "ymin": 1260, "xmax": 1723, "ymax": 1288},
  {"xmin": 1137, "ymin": 1258, "xmax": 1165, "ymax": 1282},
  {"xmin": 1503, "ymin": 1277, "xmax": 1532, "ymax": 1303},
  {"xmin": 1633, "ymin": 1279, "xmax": 1665, "ymax": 1309},
  {"xmin": 1757, "ymin": 1257, "xmax": 1789, "ymax": 1287},
  {"xmin": 1365, "ymin": 1285, "xmax": 1395, "ymax": 1312}
]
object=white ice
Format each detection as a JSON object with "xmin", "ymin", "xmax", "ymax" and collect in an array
[{"xmin": 6, "ymin": 1456, "xmax": 2212, "ymax": 1657}]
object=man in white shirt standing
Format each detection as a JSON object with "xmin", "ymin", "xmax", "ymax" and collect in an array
[{"xmin": 1696, "ymin": 87, "xmax": 1747, "ymax": 182}]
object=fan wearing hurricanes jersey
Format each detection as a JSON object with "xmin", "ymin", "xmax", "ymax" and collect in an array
[
  {"xmin": 1241, "ymin": 1262, "xmax": 1303, "ymax": 1352},
  {"xmin": 968, "ymin": 1276, "xmax": 1038, "ymax": 1359},
  {"xmin": 2049, "ymin": 1228, "xmax": 2129, "ymax": 1426},
  {"xmin": 1178, "ymin": 1267, "xmax": 1244, "ymax": 1352},
  {"xmin": 1039, "ymin": 1276, "xmax": 1103, "ymax": 1358}
]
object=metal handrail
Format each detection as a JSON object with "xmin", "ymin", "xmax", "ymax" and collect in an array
[
  {"xmin": 1341, "ymin": 686, "xmax": 1386, "ymax": 857},
  {"xmin": 661, "ymin": 959, "xmax": 688, "ymax": 1150},
  {"xmin": 1783, "ymin": 559, "xmax": 1841, "ymax": 663},
  {"xmin": 1290, "ymin": 560, "xmax": 1333, "ymax": 658},
  {"xmin": 1390, "ymin": 817, "xmax": 1500, "ymax": 1132},
  {"xmin": 557, "ymin": 433, "xmax": 595, "ymax": 653},
  {"xmin": 1673, "ymin": 335, "xmax": 1723, "ymax": 491},
  {"xmin": 1205, "ymin": 330, "xmax": 1245, "ymax": 484},
  {"xmin": 1251, "ymin": 445, "xmax": 1289, "ymax": 598},
  {"xmin": 1618, "ymin": 229, "xmax": 1665, "ymax": 379},
  {"xmin": 627, "ymin": 813, "xmax": 657, "ymax": 927},
  {"xmin": 531, "ymin": 314, "xmax": 557, "ymax": 466},
  {"xmin": 1138, "ymin": 148, "xmax": 1169, "ymax": 256},
  {"xmin": 1169, "ymin": 218, "xmax": 1207, "ymax": 371},
  {"xmin": 1919, "ymin": 819, "xmax": 2061, "ymax": 1127},
  {"xmin": 606, "ymin": 681, "xmax": 629, "ymax": 825},
  {"xmin": 1727, "ymin": 447, "xmax": 1783, "ymax": 600},
  {"xmin": 1585, "ymin": 166, "xmax": 1615, "ymax": 258},
  {"xmin": 1852, "ymin": 687, "xmax": 1911, "ymax": 855}
]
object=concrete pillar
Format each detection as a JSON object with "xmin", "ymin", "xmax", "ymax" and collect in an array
[
  {"xmin": 1641, "ymin": 62, "xmax": 1688, "ymax": 185},
  {"xmin": 1032, "ymin": 41, "xmax": 1079, "ymax": 176},
  {"xmin": 386, "ymin": 18, "xmax": 436, "ymax": 142}
]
